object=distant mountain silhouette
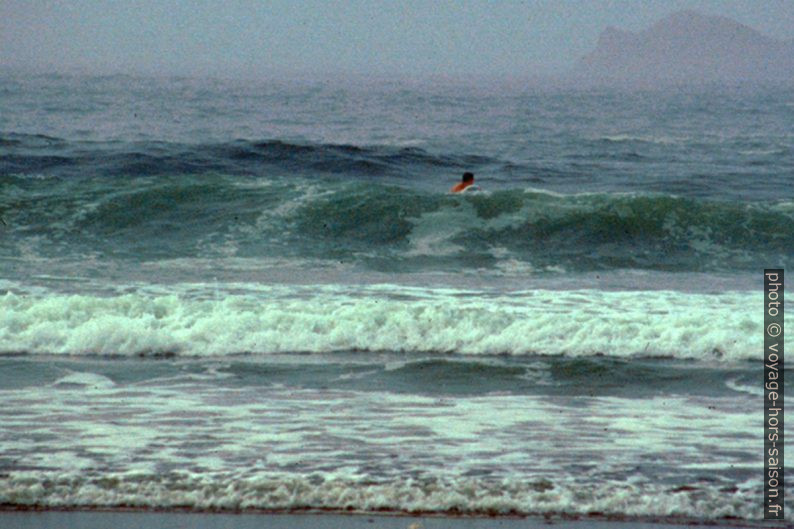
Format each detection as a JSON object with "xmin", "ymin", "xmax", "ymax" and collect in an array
[{"xmin": 573, "ymin": 10, "xmax": 794, "ymax": 84}]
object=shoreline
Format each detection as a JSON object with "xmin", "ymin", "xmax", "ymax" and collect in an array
[{"xmin": 0, "ymin": 506, "xmax": 773, "ymax": 529}]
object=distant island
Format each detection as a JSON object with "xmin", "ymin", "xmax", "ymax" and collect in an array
[{"xmin": 573, "ymin": 10, "xmax": 794, "ymax": 85}]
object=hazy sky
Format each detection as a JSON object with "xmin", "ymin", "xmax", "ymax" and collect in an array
[{"xmin": 2, "ymin": 0, "xmax": 793, "ymax": 79}]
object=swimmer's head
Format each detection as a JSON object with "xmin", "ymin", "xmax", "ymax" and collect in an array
[{"xmin": 462, "ymin": 172, "xmax": 474, "ymax": 183}]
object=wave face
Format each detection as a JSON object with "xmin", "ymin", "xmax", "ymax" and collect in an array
[
  {"xmin": 1, "ymin": 136, "xmax": 792, "ymax": 275},
  {"xmin": 0, "ymin": 135, "xmax": 491, "ymax": 179}
]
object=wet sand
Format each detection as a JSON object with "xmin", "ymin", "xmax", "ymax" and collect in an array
[{"xmin": 0, "ymin": 509, "xmax": 772, "ymax": 529}]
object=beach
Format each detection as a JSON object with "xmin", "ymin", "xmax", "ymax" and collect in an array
[{"xmin": 0, "ymin": 509, "xmax": 776, "ymax": 529}]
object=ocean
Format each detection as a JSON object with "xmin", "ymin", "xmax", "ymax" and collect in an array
[{"xmin": 0, "ymin": 73, "xmax": 791, "ymax": 522}]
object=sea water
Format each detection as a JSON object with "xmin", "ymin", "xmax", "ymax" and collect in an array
[{"xmin": 0, "ymin": 73, "xmax": 791, "ymax": 520}]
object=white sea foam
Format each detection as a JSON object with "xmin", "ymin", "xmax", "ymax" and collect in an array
[
  {"xmin": 0, "ymin": 471, "xmax": 758, "ymax": 518},
  {"xmin": 0, "ymin": 363, "xmax": 760, "ymax": 520},
  {"xmin": 405, "ymin": 204, "xmax": 470, "ymax": 257},
  {"xmin": 0, "ymin": 284, "xmax": 765, "ymax": 360},
  {"xmin": 52, "ymin": 372, "xmax": 116, "ymax": 389},
  {"xmin": 598, "ymin": 134, "xmax": 686, "ymax": 145},
  {"xmin": 725, "ymin": 378, "xmax": 764, "ymax": 397},
  {"xmin": 771, "ymin": 200, "xmax": 794, "ymax": 215}
]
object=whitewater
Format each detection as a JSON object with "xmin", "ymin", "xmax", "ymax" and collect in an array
[{"xmin": 0, "ymin": 73, "xmax": 791, "ymax": 522}]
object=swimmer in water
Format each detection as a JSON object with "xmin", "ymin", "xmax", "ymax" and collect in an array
[{"xmin": 450, "ymin": 172, "xmax": 474, "ymax": 193}]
